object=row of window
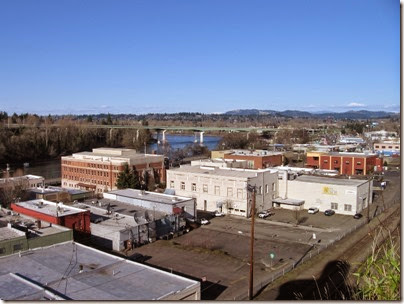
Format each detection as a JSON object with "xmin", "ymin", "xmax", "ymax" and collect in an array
[
  {"xmin": 62, "ymin": 175, "xmax": 112, "ymax": 185},
  {"xmin": 62, "ymin": 172, "xmax": 117, "ymax": 179},
  {"xmin": 323, "ymin": 160, "xmax": 362, "ymax": 165},
  {"xmin": 63, "ymin": 167, "xmax": 117, "ymax": 176},
  {"xmin": 375, "ymin": 145, "xmax": 399, "ymax": 149},
  {"xmin": 62, "ymin": 161, "xmax": 119, "ymax": 170},
  {"xmin": 330, "ymin": 203, "xmax": 352, "ymax": 211},
  {"xmin": 172, "ymin": 181, "xmax": 276, "ymax": 197}
]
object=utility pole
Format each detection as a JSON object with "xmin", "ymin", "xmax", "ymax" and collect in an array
[{"xmin": 247, "ymin": 184, "xmax": 256, "ymax": 300}]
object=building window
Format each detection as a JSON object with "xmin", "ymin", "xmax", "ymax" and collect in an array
[
  {"xmin": 345, "ymin": 161, "xmax": 350, "ymax": 164},
  {"xmin": 324, "ymin": 160, "xmax": 328, "ymax": 163},
  {"xmin": 215, "ymin": 186, "xmax": 220, "ymax": 195},
  {"xmin": 313, "ymin": 157, "xmax": 319, "ymax": 161},
  {"xmin": 265, "ymin": 184, "xmax": 269, "ymax": 194},
  {"xmin": 237, "ymin": 188, "xmax": 243, "ymax": 198},
  {"xmin": 192, "ymin": 183, "xmax": 196, "ymax": 191},
  {"xmin": 13, "ymin": 244, "xmax": 23, "ymax": 251},
  {"xmin": 357, "ymin": 162, "xmax": 361, "ymax": 165},
  {"xmin": 382, "ymin": 146, "xmax": 386, "ymax": 149},
  {"xmin": 258, "ymin": 186, "xmax": 263, "ymax": 195},
  {"xmin": 331, "ymin": 203, "xmax": 338, "ymax": 210},
  {"xmin": 334, "ymin": 160, "xmax": 338, "ymax": 164},
  {"xmin": 170, "ymin": 180, "xmax": 174, "ymax": 188},
  {"xmin": 203, "ymin": 184, "xmax": 208, "ymax": 193},
  {"xmin": 247, "ymin": 161, "xmax": 254, "ymax": 169},
  {"xmin": 375, "ymin": 145, "xmax": 379, "ymax": 148},
  {"xmin": 227, "ymin": 187, "xmax": 233, "ymax": 197},
  {"xmin": 181, "ymin": 182, "xmax": 185, "ymax": 190},
  {"xmin": 388, "ymin": 146, "xmax": 393, "ymax": 149},
  {"xmin": 344, "ymin": 204, "xmax": 352, "ymax": 212},
  {"xmin": 272, "ymin": 183, "xmax": 276, "ymax": 192},
  {"xmin": 0, "ymin": 248, "xmax": 5, "ymax": 254}
]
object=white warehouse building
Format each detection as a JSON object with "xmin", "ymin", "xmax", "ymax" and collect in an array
[
  {"xmin": 166, "ymin": 165, "xmax": 278, "ymax": 217},
  {"xmin": 277, "ymin": 173, "xmax": 372, "ymax": 215}
]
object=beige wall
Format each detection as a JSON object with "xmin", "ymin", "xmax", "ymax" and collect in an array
[{"xmin": 279, "ymin": 179, "xmax": 371, "ymax": 215}]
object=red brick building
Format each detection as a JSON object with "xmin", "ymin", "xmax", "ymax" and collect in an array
[
  {"xmin": 11, "ymin": 199, "xmax": 90, "ymax": 234},
  {"xmin": 218, "ymin": 150, "xmax": 283, "ymax": 169},
  {"xmin": 306, "ymin": 151, "xmax": 383, "ymax": 175},
  {"xmin": 61, "ymin": 148, "xmax": 166, "ymax": 194}
]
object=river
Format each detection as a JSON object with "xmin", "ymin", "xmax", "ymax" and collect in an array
[{"xmin": 1, "ymin": 134, "xmax": 222, "ymax": 180}]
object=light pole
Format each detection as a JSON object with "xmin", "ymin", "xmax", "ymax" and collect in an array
[{"xmin": 247, "ymin": 184, "xmax": 256, "ymax": 300}]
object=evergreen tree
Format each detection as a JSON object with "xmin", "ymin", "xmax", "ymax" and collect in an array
[{"xmin": 116, "ymin": 163, "xmax": 140, "ymax": 189}]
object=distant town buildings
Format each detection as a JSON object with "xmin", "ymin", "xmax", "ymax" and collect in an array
[
  {"xmin": 211, "ymin": 149, "xmax": 283, "ymax": 169},
  {"xmin": 364, "ymin": 130, "xmax": 398, "ymax": 141},
  {"xmin": 61, "ymin": 148, "xmax": 166, "ymax": 194},
  {"xmin": 305, "ymin": 152, "xmax": 383, "ymax": 175},
  {"xmin": 338, "ymin": 136, "xmax": 365, "ymax": 145},
  {"xmin": 167, "ymin": 165, "xmax": 278, "ymax": 217},
  {"xmin": 27, "ymin": 186, "xmax": 93, "ymax": 202}
]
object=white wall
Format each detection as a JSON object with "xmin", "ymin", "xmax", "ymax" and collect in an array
[{"xmin": 280, "ymin": 179, "xmax": 371, "ymax": 215}]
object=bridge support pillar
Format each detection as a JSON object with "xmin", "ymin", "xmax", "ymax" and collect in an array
[
  {"xmin": 200, "ymin": 131, "xmax": 204, "ymax": 144},
  {"xmin": 162, "ymin": 130, "xmax": 167, "ymax": 142}
]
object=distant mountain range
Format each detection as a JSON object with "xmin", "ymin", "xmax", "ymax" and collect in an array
[{"xmin": 224, "ymin": 109, "xmax": 398, "ymax": 119}]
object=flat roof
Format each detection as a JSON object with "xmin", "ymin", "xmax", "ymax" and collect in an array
[
  {"xmin": 107, "ymin": 189, "xmax": 193, "ymax": 205},
  {"xmin": 228, "ymin": 149, "xmax": 283, "ymax": 156},
  {"xmin": 14, "ymin": 199, "xmax": 86, "ymax": 217},
  {"xmin": 0, "ymin": 227, "xmax": 25, "ymax": 241},
  {"xmin": 0, "ymin": 241, "xmax": 199, "ymax": 300},
  {"xmin": 169, "ymin": 165, "xmax": 276, "ymax": 179},
  {"xmin": 327, "ymin": 152, "xmax": 377, "ymax": 157},
  {"xmin": 75, "ymin": 199, "xmax": 166, "ymax": 220},
  {"xmin": 0, "ymin": 209, "xmax": 71, "ymax": 238},
  {"xmin": 295, "ymin": 175, "xmax": 368, "ymax": 186}
]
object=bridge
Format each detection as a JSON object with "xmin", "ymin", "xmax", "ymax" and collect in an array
[{"xmin": 3, "ymin": 123, "xmax": 323, "ymax": 143}]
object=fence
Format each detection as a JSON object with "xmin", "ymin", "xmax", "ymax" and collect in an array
[{"xmin": 232, "ymin": 197, "xmax": 400, "ymax": 300}]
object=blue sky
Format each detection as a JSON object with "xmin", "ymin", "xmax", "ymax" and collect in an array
[{"xmin": 0, "ymin": 0, "xmax": 399, "ymax": 115}]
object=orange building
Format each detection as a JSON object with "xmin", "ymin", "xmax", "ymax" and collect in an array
[
  {"xmin": 61, "ymin": 148, "xmax": 166, "ymax": 194},
  {"xmin": 306, "ymin": 151, "xmax": 383, "ymax": 175}
]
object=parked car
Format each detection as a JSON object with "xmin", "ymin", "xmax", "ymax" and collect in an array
[
  {"xmin": 353, "ymin": 213, "xmax": 363, "ymax": 219},
  {"xmin": 214, "ymin": 211, "xmax": 225, "ymax": 217},
  {"xmin": 258, "ymin": 211, "xmax": 271, "ymax": 218},
  {"xmin": 200, "ymin": 218, "xmax": 210, "ymax": 225},
  {"xmin": 324, "ymin": 209, "xmax": 335, "ymax": 216},
  {"xmin": 308, "ymin": 207, "xmax": 319, "ymax": 214}
]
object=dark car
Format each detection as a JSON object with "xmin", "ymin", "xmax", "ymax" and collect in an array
[
  {"xmin": 353, "ymin": 213, "xmax": 363, "ymax": 219},
  {"xmin": 324, "ymin": 209, "xmax": 335, "ymax": 216}
]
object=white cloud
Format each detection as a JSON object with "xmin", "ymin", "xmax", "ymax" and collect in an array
[{"xmin": 347, "ymin": 102, "xmax": 365, "ymax": 107}]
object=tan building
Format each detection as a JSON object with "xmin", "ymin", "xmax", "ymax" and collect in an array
[
  {"xmin": 167, "ymin": 165, "xmax": 278, "ymax": 217},
  {"xmin": 211, "ymin": 149, "xmax": 283, "ymax": 169},
  {"xmin": 61, "ymin": 148, "xmax": 165, "ymax": 194}
]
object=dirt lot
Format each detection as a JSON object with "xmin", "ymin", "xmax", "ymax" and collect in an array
[{"xmin": 131, "ymin": 169, "xmax": 400, "ymax": 300}]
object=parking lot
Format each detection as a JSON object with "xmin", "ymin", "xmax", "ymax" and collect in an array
[
  {"xmin": 132, "ymin": 169, "xmax": 400, "ymax": 300},
  {"xmin": 131, "ymin": 207, "xmax": 364, "ymax": 300}
]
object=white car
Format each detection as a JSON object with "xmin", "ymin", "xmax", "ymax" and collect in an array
[
  {"xmin": 308, "ymin": 207, "xmax": 319, "ymax": 214},
  {"xmin": 214, "ymin": 211, "xmax": 225, "ymax": 217},
  {"xmin": 200, "ymin": 218, "xmax": 210, "ymax": 225},
  {"xmin": 258, "ymin": 211, "xmax": 271, "ymax": 218}
]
